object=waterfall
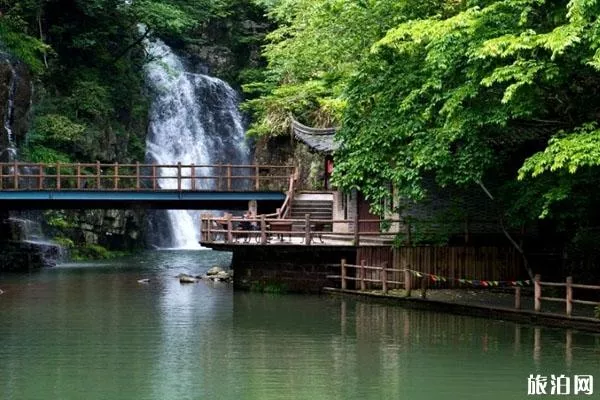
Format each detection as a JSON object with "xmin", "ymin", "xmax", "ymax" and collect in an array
[
  {"xmin": 1, "ymin": 60, "xmax": 17, "ymax": 161},
  {"xmin": 143, "ymin": 38, "xmax": 250, "ymax": 249}
]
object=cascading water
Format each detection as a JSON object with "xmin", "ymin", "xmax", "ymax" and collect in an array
[
  {"xmin": 143, "ymin": 38, "xmax": 250, "ymax": 249},
  {"xmin": 1, "ymin": 60, "xmax": 17, "ymax": 162}
]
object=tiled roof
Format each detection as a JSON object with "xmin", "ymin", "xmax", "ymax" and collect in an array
[{"xmin": 291, "ymin": 118, "xmax": 338, "ymax": 153}]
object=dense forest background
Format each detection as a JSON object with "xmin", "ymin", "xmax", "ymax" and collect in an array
[{"xmin": 3, "ymin": 0, "xmax": 600, "ymax": 277}]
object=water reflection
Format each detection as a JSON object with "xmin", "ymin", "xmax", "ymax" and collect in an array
[{"xmin": 0, "ymin": 252, "xmax": 598, "ymax": 400}]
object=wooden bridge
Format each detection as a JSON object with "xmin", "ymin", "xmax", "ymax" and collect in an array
[{"xmin": 0, "ymin": 162, "xmax": 293, "ymax": 209}]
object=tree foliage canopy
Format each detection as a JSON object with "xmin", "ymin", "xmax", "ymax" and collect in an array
[{"xmin": 247, "ymin": 0, "xmax": 600, "ymax": 258}]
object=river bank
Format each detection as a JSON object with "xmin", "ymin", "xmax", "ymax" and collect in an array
[{"xmin": 324, "ymin": 287, "xmax": 600, "ymax": 333}]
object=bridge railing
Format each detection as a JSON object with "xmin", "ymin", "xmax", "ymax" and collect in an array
[
  {"xmin": 0, "ymin": 162, "xmax": 295, "ymax": 191},
  {"xmin": 200, "ymin": 214, "xmax": 405, "ymax": 246}
]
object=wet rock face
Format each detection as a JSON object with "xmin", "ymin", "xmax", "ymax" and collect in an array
[
  {"xmin": 0, "ymin": 60, "xmax": 33, "ymax": 150},
  {"xmin": 70, "ymin": 209, "xmax": 146, "ymax": 250}
]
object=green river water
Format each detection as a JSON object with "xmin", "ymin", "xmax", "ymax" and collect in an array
[{"xmin": 0, "ymin": 250, "xmax": 598, "ymax": 400}]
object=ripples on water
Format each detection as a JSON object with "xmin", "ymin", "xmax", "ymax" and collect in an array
[{"xmin": 0, "ymin": 250, "xmax": 599, "ymax": 400}]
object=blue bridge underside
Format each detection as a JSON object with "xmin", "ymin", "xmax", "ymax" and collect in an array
[{"xmin": 0, "ymin": 191, "xmax": 286, "ymax": 210}]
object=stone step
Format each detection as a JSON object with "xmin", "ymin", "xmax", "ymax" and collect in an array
[{"xmin": 292, "ymin": 202, "xmax": 333, "ymax": 208}]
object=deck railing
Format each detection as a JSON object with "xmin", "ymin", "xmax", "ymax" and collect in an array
[
  {"xmin": 534, "ymin": 274, "xmax": 600, "ymax": 317},
  {"xmin": 327, "ymin": 263, "xmax": 600, "ymax": 317},
  {"xmin": 0, "ymin": 162, "xmax": 295, "ymax": 191},
  {"xmin": 200, "ymin": 214, "xmax": 403, "ymax": 246}
]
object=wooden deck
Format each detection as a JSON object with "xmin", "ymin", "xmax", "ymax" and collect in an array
[{"xmin": 199, "ymin": 215, "xmax": 401, "ymax": 247}]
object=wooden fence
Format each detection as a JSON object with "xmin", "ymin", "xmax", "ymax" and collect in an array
[
  {"xmin": 534, "ymin": 274, "xmax": 600, "ymax": 317},
  {"xmin": 0, "ymin": 162, "xmax": 295, "ymax": 191},
  {"xmin": 328, "ymin": 261, "xmax": 600, "ymax": 318}
]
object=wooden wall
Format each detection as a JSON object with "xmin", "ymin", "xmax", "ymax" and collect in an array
[{"xmin": 355, "ymin": 246, "xmax": 524, "ymax": 289}]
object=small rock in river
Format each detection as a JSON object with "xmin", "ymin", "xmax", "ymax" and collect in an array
[
  {"xmin": 206, "ymin": 266, "xmax": 225, "ymax": 276},
  {"xmin": 179, "ymin": 274, "xmax": 197, "ymax": 284}
]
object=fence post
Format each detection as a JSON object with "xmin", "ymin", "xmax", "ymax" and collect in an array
[
  {"xmin": 226, "ymin": 213, "xmax": 233, "ymax": 243},
  {"xmin": 381, "ymin": 262, "xmax": 388, "ymax": 294},
  {"xmin": 404, "ymin": 268, "xmax": 412, "ymax": 297},
  {"xmin": 113, "ymin": 162, "xmax": 119, "ymax": 189},
  {"xmin": 38, "ymin": 164, "xmax": 44, "ymax": 189},
  {"xmin": 206, "ymin": 215, "xmax": 212, "ymax": 243},
  {"xmin": 13, "ymin": 160, "xmax": 18, "ymax": 189},
  {"xmin": 260, "ymin": 214, "xmax": 267, "ymax": 245},
  {"xmin": 191, "ymin": 163, "xmax": 196, "ymax": 191},
  {"xmin": 96, "ymin": 161, "xmax": 101, "ymax": 189},
  {"xmin": 514, "ymin": 286, "xmax": 521, "ymax": 309},
  {"xmin": 227, "ymin": 164, "xmax": 232, "ymax": 191},
  {"xmin": 341, "ymin": 259, "xmax": 347, "ymax": 290},
  {"xmin": 255, "ymin": 165, "xmax": 260, "ymax": 190},
  {"xmin": 56, "ymin": 162, "xmax": 61, "ymax": 190},
  {"xmin": 136, "ymin": 162, "xmax": 140, "ymax": 190},
  {"xmin": 360, "ymin": 259, "xmax": 366, "ymax": 291},
  {"xmin": 305, "ymin": 214, "xmax": 311, "ymax": 245},
  {"xmin": 534, "ymin": 274, "xmax": 541, "ymax": 312},
  {"xmin": 76, "ymin": 163, "xmax": 81, "ymax": 189},
  {"xmin": 177, "ymin": 162, "xmax": 182, "ymax": 191},
  {"xmin": 353, "ymin": 212, "xmax": 359, "ymax": 246},
  {"xmin": 566, "ymin": 276, "xmax": 573, "ymax": 317},
  {"xmin": 152, "ymin": 163, "xmax": 157, "ymax": 190}
]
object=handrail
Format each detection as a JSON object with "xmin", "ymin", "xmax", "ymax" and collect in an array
[
  {"xmin": 0, "ymin": 162, "xmax": 295, "ymax": 192},
  {"xmin": 534, "ymin": 274, "xmax": 600, "ymax": 316},
  {"xmin": 264, "ymin": 167, "xmax": 297, "ymax": 219},
  {"xmin": 200, "ymin": 214, "xmax": 408, "ymax": 246}
]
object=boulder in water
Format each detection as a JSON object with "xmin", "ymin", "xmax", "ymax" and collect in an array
[
  {"xmin": 202, "ymin": 270, "xmax": 232, "ymax": 282},
  {"xmin": 206, "ymin": 266, "xmax": 225, "ymax": 276},
  {"xmin": 178, "ymin": 274, "xmax": 197, "ymax": 283}
]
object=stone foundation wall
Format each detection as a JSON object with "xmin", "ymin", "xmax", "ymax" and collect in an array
[{"xmin": 230, "ymin": 245, "xmax": 356, "ymax": 293}]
